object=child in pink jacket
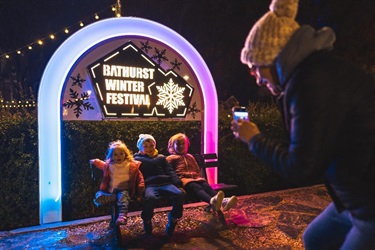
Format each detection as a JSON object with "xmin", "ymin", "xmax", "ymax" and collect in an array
[
  {"xmin": 90, "ymin": 140, "xmax": 144, "ymax": 226},
  {"xmin": 166, "ymin": 133, "xmax": 237, "ymax": 212}
]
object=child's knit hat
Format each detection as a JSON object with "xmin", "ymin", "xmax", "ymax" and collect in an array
[
  {"xmin": 137, "ymin": 134, "xmax": 156, "ymax": 150},
  {"xmin": 241, "ymin": 0, "xmax": 300, "ymax": 67}
]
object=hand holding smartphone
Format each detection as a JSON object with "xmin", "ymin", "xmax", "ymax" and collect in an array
[{"xmin": 232, "ymin": 106, "xmax": 249, "ymax": 121}]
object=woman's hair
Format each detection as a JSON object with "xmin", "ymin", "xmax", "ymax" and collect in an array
[
  {"xmin": 105, "ymin": 140, "xmax": 134, "ymax": 163},
  {"xmin": 168, "ymin": 133, "xmax": 190, "ymax": 155}
]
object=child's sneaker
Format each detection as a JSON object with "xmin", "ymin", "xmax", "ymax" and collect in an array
[
  {"xmin": 115, "ymin": 213, "xmax": 127, "ymax": 226},
  {"xmin": 221, "ymin": 196, "xmax": 237, "ymax": 212},
  {"xmin": 210, "ymin": 190, "xmax": 224, "ymax": 211}
]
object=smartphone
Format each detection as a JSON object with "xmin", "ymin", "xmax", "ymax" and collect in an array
[{"xmin": 232, "ymin": 106, "xmax": 249, "ymax": 121}]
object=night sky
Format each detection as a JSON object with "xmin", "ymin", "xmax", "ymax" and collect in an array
[{"xmin": 0, "ymin": 0, "xmax": 374, "ymax": 103}]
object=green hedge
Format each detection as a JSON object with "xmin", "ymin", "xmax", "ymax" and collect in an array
[
  {"xmin": 0, "ymin": 109, "xmax": 39, "ymax": 230},
  {"xmin": 217, "ymin": 102, "xmax": 296, "ymax": 195},
  {"xmin": 0, "ymin": 102, "xmax": 308, "ymax": 230}
]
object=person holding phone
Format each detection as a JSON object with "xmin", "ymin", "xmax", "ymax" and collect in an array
[{"xmin": 231, "ymin": 0, "xmax": 375, "ymax": 249}]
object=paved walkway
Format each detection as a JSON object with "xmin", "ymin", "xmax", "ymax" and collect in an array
[{"xmin": 0, "ymin": 184, "xmax": 330, "ymax": 249}]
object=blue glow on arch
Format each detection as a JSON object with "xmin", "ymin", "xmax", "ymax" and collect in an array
[{"xmin": 38, "ymin": 17, "xmax": 218, "ymax": 224}]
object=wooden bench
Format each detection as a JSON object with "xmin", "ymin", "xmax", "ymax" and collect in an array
[
  {"xmin": 89, "ymin": 153, "xmax": 237, "ymax": 243},
  {"xmin": 193, "ymin": 153, "xmax": 238, "ymax": 195}
]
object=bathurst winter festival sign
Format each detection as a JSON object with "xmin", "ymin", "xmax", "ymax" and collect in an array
[
  {"xmin": 38, "ymin": 17, "xmax": 218, "ymax": 224},
  {"xmin": 88, "ymin": 41, "xmax": 194, "ymax": 118}
]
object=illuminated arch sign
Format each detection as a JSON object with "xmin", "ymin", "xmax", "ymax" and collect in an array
[
  {"xmin": 89, "ymin": 41, "xmax": 194, "ymax": 118},
  {"xmin": 38, "ymin": 17, "xmax": 218, "ymax": 224}
]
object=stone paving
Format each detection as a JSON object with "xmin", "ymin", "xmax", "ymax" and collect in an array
[{"xmin": 0, "ymin": 184, "xmax": 330, "ymax": 249}]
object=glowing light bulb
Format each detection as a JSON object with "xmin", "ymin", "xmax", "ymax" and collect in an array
[
  {"xmin": 80, "ymin": 22, "xmax": 84, "ymax": 27},
  {"xmin": 17, "ymin": 50, "xmax": 21, "ymax": 54},
  {"xmin": 5, "ymin": 54, "xmax": 10, "ymax": 59},
  {"xmin": 64, "ymin": 28, "xmax": 69, "ymax": 34},
  {"xmin": 28, "ymin": 46, "xmax": 32, "ymax": 50},
  {"xmin": 63, "ymin": 107, "xmax": 68, "ymax": 116},
  {"xmin": 95, "ymin": 14, "xmax": 99, "ymax": 19},
  {"xmin": 114, "ymin": 0, "xmax": 121, "ymax": 17},
  {"xmin": 38, "ymin": 40, "xmax": 43, "ymax": 45}
]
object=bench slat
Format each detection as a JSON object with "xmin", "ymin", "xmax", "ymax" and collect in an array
[{"xmin": 192, "ymin": 153, "xmax": 238, "ymax": 193}]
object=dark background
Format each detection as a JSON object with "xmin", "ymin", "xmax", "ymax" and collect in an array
[{"xmin": 0, "ymin": 0, "xmax": 374, "ymax": 104}]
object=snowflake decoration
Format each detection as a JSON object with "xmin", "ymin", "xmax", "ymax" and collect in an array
[
  {"xmin": 156, "ymin": 79, "xmax": 185, "ymax": 114},
  {"xmin": 70, "ymin": 73, "xmax": 86, "ymax": 88},
  {"xmin": 140, "ymin": 40, "xmax": 152, "ymax": 54},
  {"xmin": 187, "ymin": 101, "xmax": 201, "ymax": 119},
  {"xmin": 151, "ymin": 47, "xmax": 169, "ymax": 65},
  {"xmin": 63, "ymin": 89, "xmax": 94, "ymax": 118},
  {"xmin": 170, "ymin": 58, "xmax": 182, "ymax": 70}
]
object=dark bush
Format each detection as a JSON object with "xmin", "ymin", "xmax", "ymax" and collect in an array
[
  {"xmin": 0, "ymin": 101, "xmax": 315, "ymax": 230},
  {"xmin": 0, "ymin": 109, "xmax": 39, "ymax": 230},
  {"xmin": 217, "ymin": 102, "xmax": 303, "ymax": 195}
]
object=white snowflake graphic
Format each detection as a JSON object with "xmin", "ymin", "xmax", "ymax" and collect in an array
[{"xmin": 156, "ymin": 78, "xmax": 185, "ymax": 114}]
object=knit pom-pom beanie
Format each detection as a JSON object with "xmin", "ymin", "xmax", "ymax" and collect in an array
[{"xmin": 241, "ymin": 0, "xmax": 300, "ymax": 67}]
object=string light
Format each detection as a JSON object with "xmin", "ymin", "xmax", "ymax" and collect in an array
[
  {"xmin": 115, "ymin": 0, "xmax": 122, "ymax": 17},
  {"xmin": 0, "ymin": 3, "xmax": 121, "ymax": 59},
  {"xmin": 0, "ymin": 99, "xmax": 37, "ymax": 108}
]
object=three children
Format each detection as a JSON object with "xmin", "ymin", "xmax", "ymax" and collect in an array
[{"xmin": 91, "ymin": 133, "xmax": 237, "ymax": 236}]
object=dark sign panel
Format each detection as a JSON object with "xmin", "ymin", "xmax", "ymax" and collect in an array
[{"xmin": 87, "ymin": 41, "xmax": 194, "ymax": 118}]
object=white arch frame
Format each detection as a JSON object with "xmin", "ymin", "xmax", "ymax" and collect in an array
[{"xmin": 38, "ymin": 17, "xmax": 218, "ymax": 224}]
